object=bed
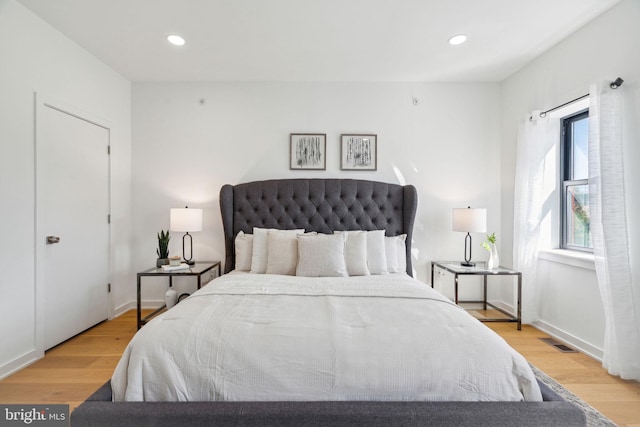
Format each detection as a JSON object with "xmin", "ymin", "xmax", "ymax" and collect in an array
[{"xmin": 72, "ymin": 178, "xmax": 585, "ymax": 426}]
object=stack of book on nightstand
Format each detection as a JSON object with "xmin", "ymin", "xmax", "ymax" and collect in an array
[{"xmin": 161, "ymin": 263, "xmax": 190, "ymax": 272}]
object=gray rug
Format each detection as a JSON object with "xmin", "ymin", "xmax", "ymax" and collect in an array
[{"xmin": 531, "ymin": 364, "xmax": 618, "ymax": 427}]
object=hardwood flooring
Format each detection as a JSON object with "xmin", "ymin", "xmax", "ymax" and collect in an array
[
  {"xmin": 1, "ymin": 310, "xmax": 639, "ymax": 426},
  {"xmin": 0, "ymin": 310, "xmax": 138, "ymax": 412},
  {"xmin": 487, "ymin": 322, "xmax": 640, "ymax": 427}
]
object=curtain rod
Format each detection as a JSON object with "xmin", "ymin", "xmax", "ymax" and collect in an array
[{"xmin": 538, "ymin": 77, "xmax": 624, "ymax": 118}]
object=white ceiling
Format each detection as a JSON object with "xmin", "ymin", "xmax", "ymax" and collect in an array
[{"xmin": 17, "ymin": 0, "xmax": 619, "ymax": 82}]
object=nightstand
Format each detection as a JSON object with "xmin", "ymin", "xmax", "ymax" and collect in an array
[
  {"xmin": 136, "ymin": 261, "xmax": 221, "ymax": 329},
  {"xmin": 430, "ymin": 261, "xmax": 522, "ymax": 330}
]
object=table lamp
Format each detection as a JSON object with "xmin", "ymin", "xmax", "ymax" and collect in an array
[
  {"xmin": 452, "ymin": 207, "xmax": 486, "ymax": 267},
  {"xmin": 170, "ymin": 206, "xmax": 203, "ymax": 265}
]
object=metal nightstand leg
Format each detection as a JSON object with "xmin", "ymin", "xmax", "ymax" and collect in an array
[
  {"xmin": 454, "ymin": 273, "xmax": 459, "ymax": 304},
  {"xmin": 517, "ymin": 273, "xmax": 522, "ymax": 330},
  {"xmin": 483, "ymin": 275, "xmax": 488, "ymax": 310},
  {"xmin": 137, "ymin": 275, "xmax": 142, "ymax": 330}
]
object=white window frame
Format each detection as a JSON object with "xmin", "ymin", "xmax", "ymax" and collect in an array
[{"xmin": 536, "ymin": 97, "xmax": 595, "ymax": 267}]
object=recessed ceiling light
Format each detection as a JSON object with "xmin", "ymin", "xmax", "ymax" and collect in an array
[
  {"xmin": 167, "ymin": 34, "xmax": 186, "ymax": 46},
  {"xmin": 448, "ymin": 34, "xmax": 467, "ymax": 46}
]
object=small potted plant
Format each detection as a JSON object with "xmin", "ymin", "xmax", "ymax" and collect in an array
[
  {"xmin": 482, "ymin": 232, "xmax": 499, "ymax": 269},
  {"xmin": 156, "ymin": 230, "xmax": 170, "ymax": 267}
]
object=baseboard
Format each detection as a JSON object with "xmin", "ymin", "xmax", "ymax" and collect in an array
[
  {"xmin": 533, "ymin": 319, "xmax": 603, "ymax": 361},
  {"xmin": 3, "ymin": 301, "xmax": 164, "ymax": 380},
  {"xmin": 488, "ymin": 300, "xmax": 514, "ymax": 314},
  {"xmin": 112, "ymin": 301, "xmax": 135, "ymax": 318},
  {"xmin": 113, "ymin": 300, "xmax": 164, "ymax": 318},
  {"xmin": 0, "ymin": 349, "xmax": 43, "ymax": 381}
]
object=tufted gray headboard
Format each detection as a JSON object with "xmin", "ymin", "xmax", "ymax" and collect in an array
[{"xmin": 219, "ymin": 178, "xmax": 417, "ymax": 276}]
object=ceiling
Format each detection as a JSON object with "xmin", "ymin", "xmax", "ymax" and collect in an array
[{"xmin": 17, "ymin": 0, "xmax": 619, "ymax": 82}]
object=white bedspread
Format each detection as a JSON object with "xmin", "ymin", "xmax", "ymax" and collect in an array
[{"xmin": 112, "ymin": 272, "xmax": 542, "ymax": 402}]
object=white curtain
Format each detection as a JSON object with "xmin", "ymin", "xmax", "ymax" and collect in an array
[
  {"xmin": 588, "ymin": 82, "xmax": 640, "ymax": 380},
  {"xmin": 513, "ymin": 113, "xmax": 559, "ymax": 324}
]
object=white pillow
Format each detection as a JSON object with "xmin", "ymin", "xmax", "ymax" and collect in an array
[
  {"xmin": 334, "ymin": 231, "xmax": 370, "ymax": 276},
  {"xmin": 296, "ymin": 233, "xmax": 348, "ymax": 277},
  {"xmin": 266, "ymin": 230, "xmax": 302, "ymax": 275},
  {"xmin": 234, "ymin": 231, "xmax": 253, "ymax": 271},
  {"xmin": 385, "ymin": 234, "xmax": 407, "ymax": 273},
  {"xmin": 366, "ymin": 230, "xmax": 388, "ymax": 275},
  {"xmin": 250, "ymin": 227, "xmax": 304, "ymax": 274}
]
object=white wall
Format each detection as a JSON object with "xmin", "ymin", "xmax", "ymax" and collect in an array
[
  {"xmin": 6, "ymin": 0, "xmax": 629, "ymax": 380},
  {"xmin": 500, "ymin": 0, "xmax": 640, "ymax": 357},
  {"xmin": 131, "ymin": 82, "xmax": 502, "ymax": 302},
  {"xmin": 0, "ymin": 0, "xmax": 132, "ymax": 378}
]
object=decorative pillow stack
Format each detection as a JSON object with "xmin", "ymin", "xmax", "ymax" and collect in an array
[
  {"xmin": 385, "ymin": 234, "xmax": 407, "ymax": 273},
  {"xmin": 234, "ymin": 231, "xmax": 254, "ymax": 271},
  {"xmin": 250, "ymin": 228, "xmax": 304, "ymax": 274},
  {"xmin": 233, "ymin": 227, "xmax": 408, "ymax": 277},
  {"xmin": 296, "ymin": 233, "xmax": 348, "ymax": 277},
  {"xmin": 338, "ymin": 231, "xmax": 370, "ymax": 276}
]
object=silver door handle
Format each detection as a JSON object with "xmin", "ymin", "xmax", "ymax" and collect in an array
[{"xmin": 46, "ymin": 236, "xmax": 61, "ymax": 244}]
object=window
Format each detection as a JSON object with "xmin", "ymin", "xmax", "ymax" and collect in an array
[{"xmin": 561, "ymin": 110, "xmax": 591, "ymax": 251}]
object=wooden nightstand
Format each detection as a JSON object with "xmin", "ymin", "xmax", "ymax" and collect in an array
[
  {"xmin": 430, "ymin": 261, "xmax": 522, "ymax": 330},
  {"xmin": 136, "ymin": 261, "xmax": 221, "ymax": 329}
]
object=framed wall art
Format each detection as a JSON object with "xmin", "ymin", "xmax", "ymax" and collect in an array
[
  {"xmin": 340, "ymin": 134, "xmax": 377, "ymax": 171},
  {"xmin": 290, "ymin": 133, "xmax": 326, "ymax": 170}
]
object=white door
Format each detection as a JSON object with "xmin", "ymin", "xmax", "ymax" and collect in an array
[{"xmin": 37, "ymin": 102, "xmax": 110, "ymax": 350}]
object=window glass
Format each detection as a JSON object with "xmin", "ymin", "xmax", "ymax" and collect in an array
[
  {"xmin": 562, "ymin": 111, "xmax": 591, "ymax": 251},
  {"xmin": 571, "ymin": 117, "xmax": 589, "ymax": 180},
  {"xmin": 565, "ymin": 184, "xmax": 590, "ymax": 248}
]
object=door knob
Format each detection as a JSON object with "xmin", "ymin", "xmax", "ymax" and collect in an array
[{"xmin": 46, "ymin": 236, "xmax": 61, "ymax": 244}]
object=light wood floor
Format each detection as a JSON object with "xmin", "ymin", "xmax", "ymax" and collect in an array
[
  {"xmin": 1, "ymin": 310, "xmax": 639, "ymax": 426},
  {"xmin": 486, "ymin": 322, "xmax": 640, "ymax": 427},
  {"xmin": 0, "ymin": 310, "xmax": 138, "ymax": 412}
]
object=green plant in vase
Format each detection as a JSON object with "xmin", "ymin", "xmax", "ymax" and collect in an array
[
  {"xmin": 156, "ymin": 230, "xmax": 170, "ymax": 267},
  {"xmin": 481, "ymin": 232, "xmax": 496, "ymax": 251},
  {"xmin": 482, "ymin": 232, "xmax": 499, "ymax": 269}
]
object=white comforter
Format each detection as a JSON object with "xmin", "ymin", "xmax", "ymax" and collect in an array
[{"xmin": 112, "ymin": 272, "xmax": 541, "ymax": 402}]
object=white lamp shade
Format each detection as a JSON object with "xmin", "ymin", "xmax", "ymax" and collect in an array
[
  {"xmin": 170, "ymin": 208, "xmax": 203, "ymax": 232},
  {"xmin": 452, "ymin": 207, "xmax": 487, "ymax": 233}
]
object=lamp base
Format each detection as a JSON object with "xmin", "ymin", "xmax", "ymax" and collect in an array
[
  {"xmin": 460, "ymin": 232, "xmax": 475, "ymax": 267},
  {"xmin": 182, "ymin": 232, "xmax": 196, "ymax": 266}
]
